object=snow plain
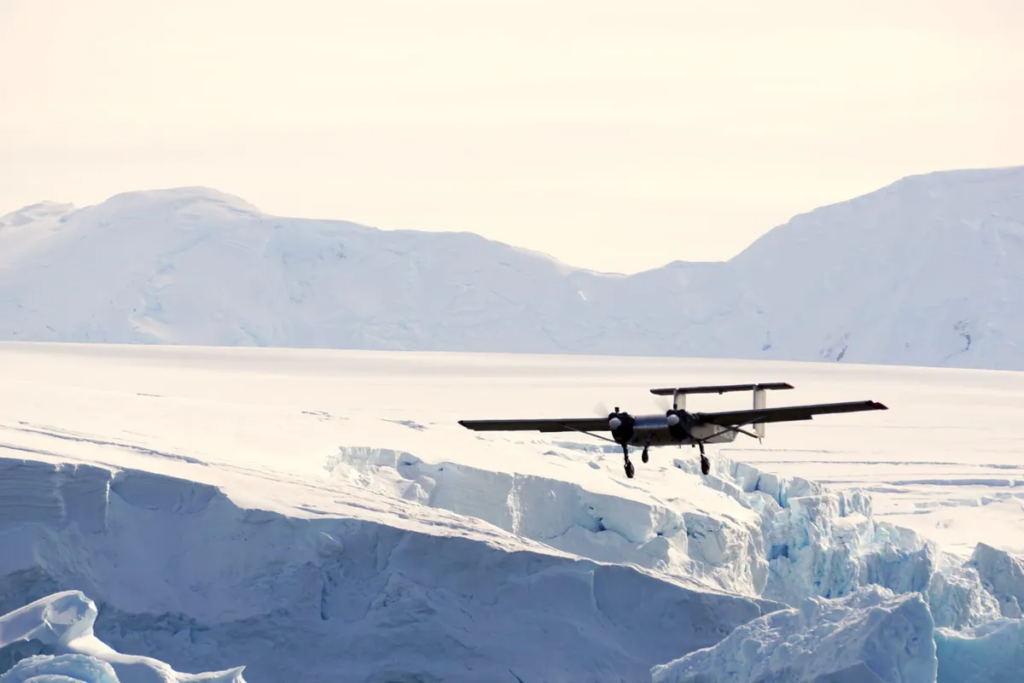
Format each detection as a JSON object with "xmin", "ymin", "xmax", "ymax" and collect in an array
[{"xmin": 2, "ymin": 341, "xmax": 1024, "ymax": 681}]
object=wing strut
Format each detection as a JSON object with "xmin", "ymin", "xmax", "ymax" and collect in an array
[{"xmin": 561, "ymin": 424, "xmax": 620, "ymax": 446}]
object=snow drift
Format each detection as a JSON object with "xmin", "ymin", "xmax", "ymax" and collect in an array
[
  {"xmin": 0, "ymin": 591, "xmax": 245, "ymax": 682},
  {"xmin": 2, "ymin": 166, "xmax": 1024, "ymax": 370}
]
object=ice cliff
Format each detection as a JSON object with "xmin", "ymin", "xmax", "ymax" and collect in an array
[
  {"xmin": 0, "ymin": 457, "xmax": 774, "ymax": 683},
  {"xmin": 2, "ymin": 432, "xmax": 1024, "ymax": 680},
  {"xmin": 651, "ymin": 586, "xmax": 938, "ymax": 683},
  {"xmin": 327, "ymin": 445, "xmax": 940, "ymax": 612},
  {"xmin": 699, "ymin": 456, "xmax": 1024, "ymax": 683},
  {"xmin": 322, "ymin": 444, "xmax": 1024, "ymax": 681}
]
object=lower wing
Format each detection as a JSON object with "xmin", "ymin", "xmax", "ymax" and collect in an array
[{"xmin": 458, "ymin": 417, "xmax": 610, "ymax": 433}]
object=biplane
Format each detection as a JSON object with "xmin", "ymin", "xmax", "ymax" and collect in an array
[{"xmin": 459, "ymin": 383, "xmax": 887, "ymax": 479}]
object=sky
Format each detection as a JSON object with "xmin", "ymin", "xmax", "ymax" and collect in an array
[{"xmin": 1, "ymin": 0, "xmax": 1022, "ymax": 273}]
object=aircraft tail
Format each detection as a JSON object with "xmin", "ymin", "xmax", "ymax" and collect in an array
[
  {"xmin": 753, "ymin": 386, "xmax": 767, "ymax": 438},
  {"xmin": 650, "ymin": 382, "xmax": 792, "ymax": 412}
]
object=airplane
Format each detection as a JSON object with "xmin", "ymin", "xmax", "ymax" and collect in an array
[{"xmin": 459, "ymin": 383, "xmax": 888, "ymax": 479}]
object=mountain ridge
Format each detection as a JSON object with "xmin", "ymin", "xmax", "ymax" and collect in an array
[
  {"xmin": 7, "ymin": 164, "xmax": 1024, "ymax": 269},
  {"xmin": 2, "ymin": 165, "xmax": 1022, "ymax": 369}
]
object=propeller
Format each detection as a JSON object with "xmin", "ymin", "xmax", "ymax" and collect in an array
[
  {"xmin": 606, "ymin": 406, "xmax": 635, "ymax": 443},
  {"xmin": 652, "ymin": 393, "xmax": 671, "ymax": 412}
]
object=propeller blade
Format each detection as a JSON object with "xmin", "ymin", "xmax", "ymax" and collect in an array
[{"xmin": 593, "ymin": 401, "xmax": 610, "ymax": 417}]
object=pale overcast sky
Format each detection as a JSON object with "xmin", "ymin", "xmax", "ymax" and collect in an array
[{"xmin": 1, "ymin": 0, "xmax": 1021, "ymax": 273}]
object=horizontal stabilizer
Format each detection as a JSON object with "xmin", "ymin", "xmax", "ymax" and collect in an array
[{"xmin": 650, "ymin": 382, "xmax": 793, "ymax": 396}]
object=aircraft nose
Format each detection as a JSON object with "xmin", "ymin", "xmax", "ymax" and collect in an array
[
  {"xmin": 666, "ymin": 413, "xmax": 681, "ymax": 426},
  {"xmin": 609, "ymin": 417, "xmax": 622, "ymax": 430}
]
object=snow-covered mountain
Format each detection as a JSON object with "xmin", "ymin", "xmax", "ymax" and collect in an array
[
  {"xmin": 2, "ymin": 166, "xmax": 1023, "ymax": 369},
  {"xmin": 730, "ymin": 166, "xmax": 1024, "ymax": 369}
]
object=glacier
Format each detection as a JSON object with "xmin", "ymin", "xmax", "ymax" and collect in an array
[
  {"xmin": 2, "ymin": 451, "xmax": 1022, "ymax": 683},
  {"xmin": 2, "ymin": 342, "xmax": 1024, "ymax": 681}
]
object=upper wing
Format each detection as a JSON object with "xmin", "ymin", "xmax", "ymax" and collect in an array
[
  {"xmin": 650, "ymin": 382, "xmax": 793, "ymax": 396},
  {"xmin": 458, "ymin": 417, "xmax": 610, "ymax": 433},
  {"xmin": 696, "ymin": 400, "xmax": 887, "ymax": 427}
]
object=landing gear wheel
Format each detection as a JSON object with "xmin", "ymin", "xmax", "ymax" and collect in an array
[
  {"xmin": 700, "ymin": 455, "xmax": 710, "ymax": 476},
  {"xmin": 641, "ymin": 447, "xmax": 649, "ymax": 464},
  {"xmin": 625, "ymin": 460, "xmax": 635, "ymax": 478}
]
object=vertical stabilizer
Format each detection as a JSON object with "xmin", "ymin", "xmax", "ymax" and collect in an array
[{"xmin": 753, "ymin": 385, "xmax": 767, "ymax": 438}]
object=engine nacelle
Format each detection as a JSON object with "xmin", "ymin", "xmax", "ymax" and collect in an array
[
  {"xmin": 608, "ymin": 407, "xmax": 635, "ymax": 445},
  {"xmin": 666, "ymin": 409, "xmax": 696, "ymax": 442}
]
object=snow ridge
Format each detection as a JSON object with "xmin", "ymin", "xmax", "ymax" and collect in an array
[
  {"xmin": 3, "ymin": 166, "xmax": 1024, "ymax": 369},
  {"xmin": 0, "ymin": 201, "xmax": 75, "ymax": 229}
]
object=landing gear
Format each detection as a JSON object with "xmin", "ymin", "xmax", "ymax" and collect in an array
[
  {"xmin": 641, "ymin": 432, "xmax": 651, "ymax": 464},
  {"xmin": 699, "ymin": 442, "xmax": 710, "ymax": 476},
  {"xmin": 610, "ymin": 408, "xmax": 637, "ymax": 479}
]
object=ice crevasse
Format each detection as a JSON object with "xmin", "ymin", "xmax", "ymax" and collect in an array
[{"xmin": 650, "ymin": 456, "xmax": 1024, "ymax": 683}]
